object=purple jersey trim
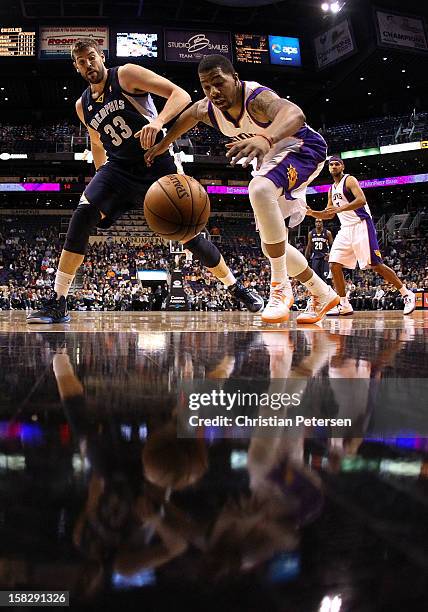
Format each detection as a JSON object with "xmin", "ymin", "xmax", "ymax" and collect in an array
[
  {"xmin": 207, "ymin": 101, "xmax": 220, "ymax": 130},
  {"xmin": 245, "ymin": 86, "xmax": 274, "ymax": 128},
  {"xmin": 343, "ymin": 175, "xmax": 354, "ymax": 202},
  {"xmin": 355, "ymin": 207, "xmax": 371, "ymax": 221},
  {"xmin": 365, "ymin": 218, "xmax": 383, "ymax": 265},
  {"xmin": 344, "ymin": 176, "xmax": 371, "ymax": 220}
]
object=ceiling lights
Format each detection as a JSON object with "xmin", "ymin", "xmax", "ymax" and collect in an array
[{"xmin": 321, "ymin": 1, "xmax": 344, "ymax": 13}]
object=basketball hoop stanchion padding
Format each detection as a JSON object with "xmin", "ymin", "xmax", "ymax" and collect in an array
[
  {"xmin": 166, "ymin": 241, "xmax": 196, "ymax": 310},
  {"xmin": 166, "ymin": 268, "xmax": 189, "ymax": 311}
]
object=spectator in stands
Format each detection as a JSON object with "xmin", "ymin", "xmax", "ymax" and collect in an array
[{"xmin": 373, "ymin": 285, "xmax": 385, "ymax": 310}]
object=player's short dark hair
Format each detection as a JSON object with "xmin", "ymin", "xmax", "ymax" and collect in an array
[
  {"xmin": 198, "ymin": 54, "xmax": 235, "ymax": 76},
  {"xmin": 71, "ymin": 37, "xmax": 103, "ymax": 60}
]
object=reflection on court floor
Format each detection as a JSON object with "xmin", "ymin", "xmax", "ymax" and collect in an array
[{"xmin": 0, "ymin": 311, "xmax": 427, "ymax": 610}]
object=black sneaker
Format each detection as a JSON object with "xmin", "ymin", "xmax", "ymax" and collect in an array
[
  {"xmin": 27, "ymin": 293, "xmax": 71, "ymax": 324},
  {"xmin": 229, "ymin": 282, "xmax": 264, "ymax": 313}
]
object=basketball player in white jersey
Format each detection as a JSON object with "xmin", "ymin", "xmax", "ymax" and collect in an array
[
  {"xmin": 145, "ymin": 55, "xmax": 339, "ymax": 325},
  {"xmin": 307, "ymin": 156, "xmax": 415, "ymax": 316}
]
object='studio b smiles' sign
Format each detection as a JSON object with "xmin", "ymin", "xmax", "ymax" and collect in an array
[{"xmin": 164, "ymin": 29, "xmax": 232, "ymax": 63}]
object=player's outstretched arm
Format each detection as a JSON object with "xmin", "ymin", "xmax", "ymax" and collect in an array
[
  {"xmin": 119, "ymin": 64, "xmax": 191, "ymax": 149},
  {"xmin": 225, "ymin": 90, "xmax": 305, "ymax": 169},
  {"xmin": 144, "ymin": 99, "xmax": 211, "ymax": 165},
  {"xmin": 306, "ymin": 189, "xmax": 336, "ymax": 220},
  {"xmin": 76, "ymin": 97, "xmax": 107, "ymax": 170},
  {"xmin": 249, "ymin": 90, "xmax": 306, "ymax": 144},
  {"xmin": 306, "ymin": 208, "xmax": 336, "ymax": 220}
]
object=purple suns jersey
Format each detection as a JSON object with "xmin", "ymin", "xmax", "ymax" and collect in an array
[
  {"xmin": 206, "ymin": 80, "xmax": 326, "ymax": 170},
  {"xmin": 331, "ymin": 174, "xmax": 373, "ymax": 227}
]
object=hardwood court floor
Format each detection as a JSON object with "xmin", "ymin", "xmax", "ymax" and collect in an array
[
  {"xmin": 0, "ymin": 310, "xmax": 427, "ymax": 610},
  {"xmin": 2, "ymin": 309, "xmax": 427, "ymax": 333}
]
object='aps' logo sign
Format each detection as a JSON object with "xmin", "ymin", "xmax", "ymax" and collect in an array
[{"xmin": 268, "ymin": 35, "xmax": 301, "ymax": 66}]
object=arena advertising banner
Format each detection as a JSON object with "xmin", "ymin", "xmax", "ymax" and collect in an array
[
  {"xmin": 164, "ymin": 29, "xmax": 232, "ymax": 62},
  {"xmin": 207, "ymin": 173, "xmax": 428, "ymax": 196},
  {"xmin": 0, "ymin": 183, "xmax": 60, "ymax": 191},
  {"xmin": 268, "ymin": 35, "xmax": 301, "ymax": 66},
  {"xmin": 314, "ymin": 19, "xmax": 356, "ymax": 69},
  {"xmin": 39, "ymin": 26, "xmax": 109, "ymax": 59},
  {"xmin": 375, "ymin": 10, "xmax": 428, "ymax": 52}
]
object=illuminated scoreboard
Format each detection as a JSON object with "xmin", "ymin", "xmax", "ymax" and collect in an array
[
  {"xmin": 0, "ymin": 27, "xmax": 36, "ymax": 57},
  {"xmin": 234, "ymin": 33, "xmax": 269, "ymax": 64}
]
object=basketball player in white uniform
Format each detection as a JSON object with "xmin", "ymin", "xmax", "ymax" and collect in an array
[
  {"xmin": 145, "ymin": 55, "xmax": 339, "ymax": 325},
  {"xmin": 307, "ymin": 156, "xmax": 415, "ymax": 315}
]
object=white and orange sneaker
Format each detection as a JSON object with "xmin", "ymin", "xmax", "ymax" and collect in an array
[
  {"xmin": 262, "ymin": 281, "xmax": 291, "ymax": 324},
  {"xmin": 296, "ymin": 287, "xmax": 340, "ymax": 324},
  {"xmin": 283, "ymin": 278, "xmax": 295, "ymax": 309}
]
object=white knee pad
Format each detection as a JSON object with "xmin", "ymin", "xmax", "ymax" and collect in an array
[
  {"xmin": 248, "ymin": 176, "xmax": 287, "ymax": 244},
  {"xmin": 286, "ymin": 244, "xmax": 308, "ymax": 277}
]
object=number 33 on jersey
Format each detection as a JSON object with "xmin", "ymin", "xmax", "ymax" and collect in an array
[{"xmin": 81, "ymin": 66, "xmax": 162, "ymax": 162}]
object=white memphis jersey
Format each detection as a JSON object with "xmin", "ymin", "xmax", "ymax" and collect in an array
[
  {"xmin": 331, "ymin": 174, "xmax": 372, "ymax": 227},
  {"xmin": 207, "ymin": 80, "xmax": 319, "ymax": 165}
]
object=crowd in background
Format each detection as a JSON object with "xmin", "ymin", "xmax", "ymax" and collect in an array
[
  {"xmin": 1, "ymin": 214, "xmax": 427, "ymax": 312},
  {"xmin": 1, "ymin": 112, "xmax": 427, "ymax": 154},
  {"xmin": 0, "ymin": 122, "xmax": 81, "ymax": 153}
]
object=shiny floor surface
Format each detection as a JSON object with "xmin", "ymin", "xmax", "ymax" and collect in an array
[
  {"xmin": 2, "ymin": 309, "xmax": 428, "ymax": 332},
  {"xmin": 0, "ymin": 311, "xmax": 427, "ymax": 611}
]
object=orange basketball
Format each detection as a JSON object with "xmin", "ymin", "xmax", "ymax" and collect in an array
[{"xmin": 144, "ymin": 174, "xmax": 210, "ymax": 243}]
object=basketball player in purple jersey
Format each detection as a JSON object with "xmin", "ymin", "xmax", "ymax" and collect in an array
[
  {"xmin": 27, "ymin": 41, "xmax": 263, "ymax": 323},
  {"xmin": 307, "ymin": 156, "xmax": 415, "ymax": 315},
  {"xmin": 145, "ymin": 55, "xmax": 339, "ymax": 325}
]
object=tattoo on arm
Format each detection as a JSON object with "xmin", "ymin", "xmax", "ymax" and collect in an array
[{"xmin": 248, "ymin": 90, "xmax": 283, "ymax": 122}]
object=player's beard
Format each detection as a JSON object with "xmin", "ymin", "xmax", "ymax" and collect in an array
[{"xmin": 87, "ymin": 67, "xmax": 105, "ymax": 84}]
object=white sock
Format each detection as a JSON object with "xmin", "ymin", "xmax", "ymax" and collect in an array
[
  {"xmin": 399, "ymin": 286, "xmax": 409, "ymax": 297},
  {"xmin": 54, "ymin": 270, "xmax": 75, "ymax": 298},
  {"xmin": 340, "ymin": 296, "xmax": 350, "ymax": 306},
  {"xmin": 269, "ymin": 253, "xmax": 288, "ymax": 284},
  {"xmin": 219, "ymin": 271, "xmax": 236, "ymax": 287},
  {"xmin": 303, "ymin": 272, "xmax": 329, "ymax": 296}
]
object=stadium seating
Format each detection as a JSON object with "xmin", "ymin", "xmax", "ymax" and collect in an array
[
  {"xmin": 1, "ymin": 212, "xmax": 426, "ymax": 313},
  {"xmin": 1, "ymin": 112, "xmax": 426, "ymax": 154}
]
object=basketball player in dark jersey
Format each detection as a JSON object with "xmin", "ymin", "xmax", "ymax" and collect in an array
[
  {"xmin": 304, "ymin": 219, "xmax": 333, "ymax": 281},
  {"xmin": 27, "ymin": 40, "xmax": 263, "ymax": 323}
]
